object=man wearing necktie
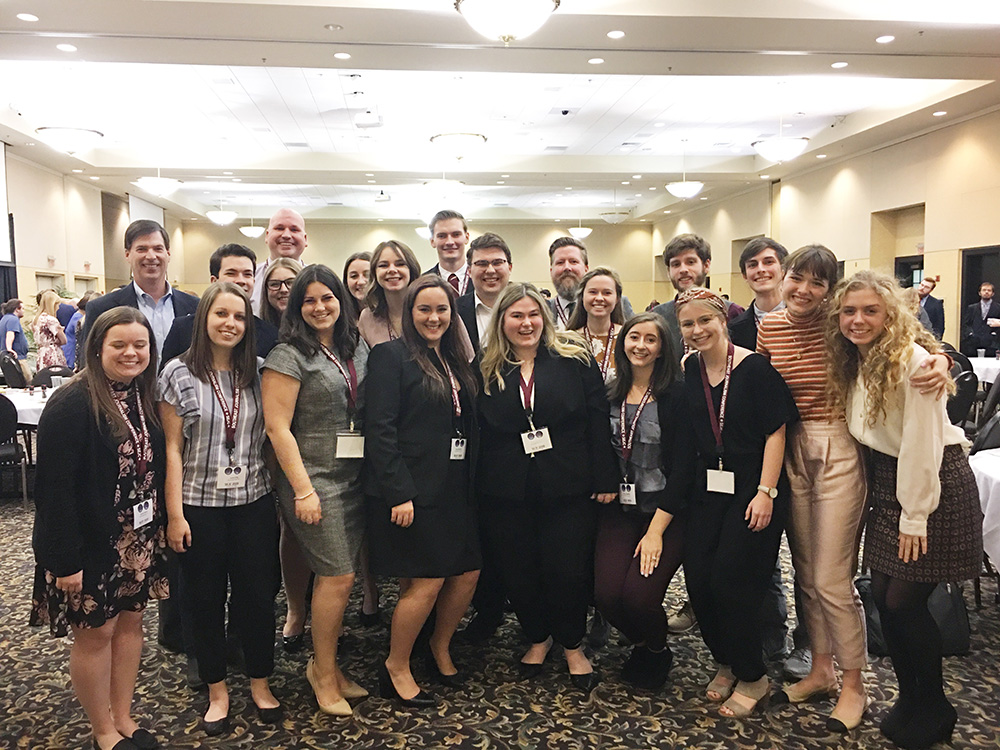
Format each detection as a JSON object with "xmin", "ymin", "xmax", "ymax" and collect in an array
[
  {"xmin": 962, "ymin": 281, "xmax": 1000, "ymax": 356},
  {"xmin": 425, "ymin": 209, "xmax": 471, "ymax": 296}
]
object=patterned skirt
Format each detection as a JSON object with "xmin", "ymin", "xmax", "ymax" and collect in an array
[{"xmin": 865, "ymin": 445, "xmax": 983, "ymax": 583}]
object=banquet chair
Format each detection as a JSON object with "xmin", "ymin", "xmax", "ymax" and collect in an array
[
  {"xmin": 0, "ymin": 394, "xmax": 29, "ymax": 509},
  {"xmin": 947, "ymin": 370, "xmax": 978, "ymax": 430},
  {"xmin": 31, "ymin": 366, "xmax": 74, "ymax": 387},
  {"xmin": 948, "ymin": 349, "xmax": 973, "ymax": 375},
  {"xmin": 0, "ymin": 352, "xmax": 27, "ymax": 388},
  {"xmin": 971, "ymin": 412, "xmax": 1000, "ymax": 455},
  {"xmin": 973, "ymin": 554, "xmax": 1000, "ymax": 609},
  {"xmin": 977, "ymin": 378, "xmax": 1000, "ymax": 429}
]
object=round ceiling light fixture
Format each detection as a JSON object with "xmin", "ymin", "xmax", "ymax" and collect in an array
[
  {"xmin": 35, "ymin": 126, "xmax": 103, "ymax": 154},
  {"xmin": 455, "ymin": 0, "xmax": 560, "ymax": 46}
]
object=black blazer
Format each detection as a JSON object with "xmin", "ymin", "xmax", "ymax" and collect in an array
[
  {"xmin": 963, "ymin": 299, "xmax": 1000, "ymax": 351},
  {"xmin": 32, "ymin": 381, "xmax": 166, "ymax": 577},
  {"xmin": 455, "ymin": 292, "xmax": 480, "ymax": 352},
  {"xmin": 160, "ymin": 313, "xmax": 280, "ymax": 366},
  {"xmin": 923, "ymin": 295, "xmax": 945, "ymax": 339},
  {"xmin": 727, "ymin": 304, "xmax": 759, "ymax": 350},
  {"xmin": 477, "ymin": 346, "xmax": 618, "ymax": 501},
  {"xmin": 363, "ymin": 339, "xmax": 478, "ymax": 507},
  {"xmin": 82, "ymin": 283, "xmax": 200, "ymax": 353}
]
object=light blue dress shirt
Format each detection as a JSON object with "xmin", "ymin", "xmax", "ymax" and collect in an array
[{"xmin": 133, "ymin": 280, "xmax": 175, "ymax": 360}]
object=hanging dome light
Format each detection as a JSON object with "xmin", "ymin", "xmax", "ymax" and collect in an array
[
  {"xmin": 35, "ymin": 126, "xmax": 103, "ymax": 154},
  {"xmin": 752, "ymin": 136, "xmax": 809, "ymax": 163},
  {"xmin": 206, "ymin": 210, "xmax": 238, "ymax": 226},
  {"xmin": 568, "ymin": 226, "xmax": 592, "ymax": 239},
  {"xmin": 455, "ymin": 0, "xmax": 560, "ymax": 46},
  {"xmin": 665, "ymin": 181, "xmax": 704, "ymax": 199},
  {"xmin": 239, "ymin": 225, "xmax": 264, "ymax": 238}
]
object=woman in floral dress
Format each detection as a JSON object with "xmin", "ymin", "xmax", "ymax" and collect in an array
[{"xmin": 33, "ymin": 289, "xmax": 68, "ymax": 371}]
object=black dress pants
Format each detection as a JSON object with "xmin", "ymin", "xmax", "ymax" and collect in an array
[
  {"xmin": 684, "ymin": 491, "xmax": 787, "ymax": 682},
  {"xmin": 482, "ymin": 480, "xmax": 597, "ymax": 649},
  {"xmin": 179, "ymin": 496, "xmax": 279, "ymax": 685}
]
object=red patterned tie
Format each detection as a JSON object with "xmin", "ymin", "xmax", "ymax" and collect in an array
[{"xmin": 448, "ymin": 273, "xmax": 460, "ymax": 294}]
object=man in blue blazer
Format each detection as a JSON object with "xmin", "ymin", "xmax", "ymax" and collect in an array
[
  {"xmin": 917, "ymin": 277, "xmax": 945, "ymax": 339},
  {"xmin": 82, "ymin": 219, "xmax": 199, "ymax": 360}
]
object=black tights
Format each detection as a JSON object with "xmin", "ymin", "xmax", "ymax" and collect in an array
[{"xmin": 871, "ymin": 572, "xmax": 944, "ymax": 708}]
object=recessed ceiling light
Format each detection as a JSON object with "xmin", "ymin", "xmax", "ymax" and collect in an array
[
  {"xmin": 760, "ymin": 175, "xmax": 770, "ymax": 179},
  {"xmin": 700, "ymin": 197, "xmax": 708, "ymax": 200},
  {"xmin": 607, "ymin": 30, "xmax": 625, "ymax": 39},
  {"xmin": 57, "ymin": 43, "xmax": 77, "ymax": 52},
  {"xmin": 27, "ymin": 142, "xmax": 35, "ymax": 146},
  {"xmin": 89, "ymin": 176, "xmax": 99, "ymax": 180},
  {"xmin": 554, "ymin": 219, "xmax": 560, "ymax": 222},
  {"xmin": 223, "ymin": 171, "xmax": 232, "ymax": 175},
  {"xmin": 831, "ymin": 61, "xmax": 848, "ymax": 69},
  {"xmin": 632, "ymin": 174, "xmax": 642, "ymax": 179},
  {"xmin": 565, "ymin": 187, "xmax": 572, "ymax": 190},
  {"xmin": 334, "ymin": 52, "xmax": 352, "ymax": 60},
  {"xmin": 663, "ymin": 210, "xmax": 671, "ymax": 214},
  {"xmin": 816, "ymin": 154, "xmax": 827, "ymax": 159},
  {"xmin": 377, "ymin": 218, "xmax": 383, "ymax": 222},
  {"xmin": 654, "ymin": 122, "xmax": 665, "ymax": 128},
  {"xmin": 876, "ymin": 35, "xmax": 895, "ymax": 44},
  {"xmin": 71, "ymin": 169, "xmax": 83, "ymax": 173},
  {"xmin": 232, "ymin": 178, "xmax": 241, "ymax": 182},
  {"xmin": 365, "ymin": 173, "xmax": 374, "ymax": 177},
  {"xmin": 933, "ymin": 110, "xmax": 947, "ymax": 117},
  {"xmin": 621, "ymin": 181, "xmax": 630, "ymax": 185},
  {"xmin": 648, "ymin": 187, "xmax": 656, "ymax": 190},
  {"xmin": 17, "ymin": 13, "xmax": 39, "ymax": 22},
  {"xmin": 501, "ymin": 174, "xmax": 510, "ymax": 177},
  {"xmin": 367, "ymin": 179, "xmax": 376, "ymax": 183},
  {"xmin": 497, "ymin": 180, "xmax": 505, "ymax": 184},
  {"xmin": 588, "ymin": 58, "xmax": 605, "ymax": 65},
  {"xmin": 634, "ymin": 193, "xmax": 642, "ymax": 197},
  {"xmin": 325, "ymin": 24, "xmax": 343, "ymax": 31}
]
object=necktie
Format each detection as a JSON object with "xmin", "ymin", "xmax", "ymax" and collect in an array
[{"xmin": 448, "ymin": 273, "xmax": 460, "ymax": 293}]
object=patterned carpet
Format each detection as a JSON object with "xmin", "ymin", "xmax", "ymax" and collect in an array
[{"xmin": 2, "ymin": 496, "xmax": 999, "ymax": 750}]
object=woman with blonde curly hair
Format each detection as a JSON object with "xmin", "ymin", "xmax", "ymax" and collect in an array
[
  {"xmin": 477, "ymin": 283, "xmax": 618, "ymax": 692},
  {"xmin": 826, "ymin": 270, "xmax": 982, "ymax": 750}
]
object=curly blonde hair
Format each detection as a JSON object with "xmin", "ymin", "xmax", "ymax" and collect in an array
[{"xmin": 825, "ymin": 270, "xmax": 947, "ymax": 426}]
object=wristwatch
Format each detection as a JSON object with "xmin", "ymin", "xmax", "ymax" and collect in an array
[{"xmin": 757, "ymin": 484, "xmax": 778, "ymax": 499}]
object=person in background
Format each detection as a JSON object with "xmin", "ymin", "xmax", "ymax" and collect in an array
[
  {"xmin": 364, "ymin": 275, "xmax": 481, "ymax": 708},
  {"xmin": 31, "ymin": 307, "xmax": 169, "ymax": 750},
  {"xmin": 34, "ymin": 289, "xmax": 68, "ymax": 371},
  {"xmin": 916, "ymin": 277, "xmax": 945, "ymax": 340},
  {"xmin": 359, "ymin": 240, "xmax": 421, "ymax": 347},
  {"xmin": 251, "ymin": 208, "xmax": 308, "ymax": 314},
  {"xmin": 64, "ymin": 291, "xmax": 99, "ymax": 370},
  {"xmin": 159, "ymin": 282, "xmax": 280, "ymax": 736},
  {"xmin": 259, "ymin": 258, "xmax": 302, "ymax": 331},
  {"xmin": 0, "ymin": 298, "xmax": 32, "ymax": 381},
  {"xmin": 343, "ymin": 252, "xmax": 372, "ymax": 319},
  {"xmin": 595, "ymin": 312, "xmax": 692, "ymax": 690},
  {"xmin": 676, "ymin": 287, "xmax": 798, "ymax": 719},
  {"xmin": 961, "ymin": 281, "xmax": 1000, "ymax": 357},
  {"xmin": 903, "ymin": 287, "xmax": 934, "ymax": 335},
  {"xmin": 827, "ymin": 271, "xmax": 982, "ymax": 750},
  {"xmin": 455, "ymin": 232, "xmax": 512, "ymax": 353},
  {"xmin": 477, "ymin": 283, "xmax": 618, "ymax": 693},
  {"xmin": 548, "ymin": 237, "xmax": 590, "ymax": 330},
  {"xmin": 425, "ymin": 210, "xmax": 471, "ymax": 296},
  {"xmin": 263, "ymin": 265, "xmax": 370, "ymax": 716},
  {"xmin": 567, "ymin": 267, "xmax": 626, "ymax": 383}
]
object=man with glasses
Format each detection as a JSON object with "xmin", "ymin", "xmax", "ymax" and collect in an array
[
  {"xmin": 251, "ymin": 208, "xmax": 308, "ymax": 314},
  {"xmin": 456, "ymin": 232, "xmax": 512, "ymax": 351}
]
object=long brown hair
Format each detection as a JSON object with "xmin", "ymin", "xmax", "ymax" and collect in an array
[
  {"xmin": 365, "ymin": 240, "xmax": 421, "ymax": 320},
  {"xmin": 401, "ymin": 275, "xmax": 477, "ymax": 400},
  {"xmin": 566, "ymin": 266, "xmax": 625, "ymax": 331},
  {"xmin": 182, "ymin": 282, "xmax": 258, "ymax": 389},
  {"xmin": 79, "ymin": 306, "xmax": 160, "ymax": 439},
  {"xmin": 261, "ymin": 258, "xmax": 302, "ymax": 328}
]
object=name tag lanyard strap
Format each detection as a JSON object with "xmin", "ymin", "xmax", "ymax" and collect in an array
[
  {"xmin": 208, "ymin": 371, "xmax": 241, "ymax": 466},
  {"xmin": 520, "ymin": 369, "xmax": 538, "ymax": 430},
  {"xmin": 620, "ymin": 385, "xmax": 653, "ymax": 484},
  {"xmin": 321, "ymin": 345, "xmax": 359, "ymax": 431},
  {"xmin": 440, "ymin": 356, "xmax": 464, "ymax": 437},
  {"xmin": 111, "ymin": 383, "xmax": 151, "ymax": 478},
  {"xmin": 585, "ymin": 323, "xmax": 617, "ymax": 381},
  {"xmin": 699, "ymin": 342, "xmax": 734, "ymax": 470}
]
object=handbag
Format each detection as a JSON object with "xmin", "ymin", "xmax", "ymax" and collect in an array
[{"xmin": 854, "ymin": 576, "xmax": 971, "ymax": 657}]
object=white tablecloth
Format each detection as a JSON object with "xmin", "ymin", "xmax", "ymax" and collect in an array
[
  {"xmin": 0, "ymin": 388, "xmax": 52, "ymax": 426},
  {"xmin": 968, "ymin": 447, "xmax": 1000, "ymax": 564},
  {"xmin": 970, "ymin": 356, "xmax": 1000, "ymax": 385}
]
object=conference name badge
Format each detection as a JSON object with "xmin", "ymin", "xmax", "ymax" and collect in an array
[
  {"xmin": 336, "ymin": 432, "xmax": 365, "ymax": 459},
  {"xmin": 521, "ymin": 427, "xmax": 553, "ymax": 455},
  {"xmin": 706, "ymin": 468, "xmax": 735, "ymax": 495},
  {"xmin": 217, "ymin": 464, "xmax": 247, "ymax": 490},
  {"xmin": 619, "ymin": 483, "xmax": 637, "ymax": 505}
]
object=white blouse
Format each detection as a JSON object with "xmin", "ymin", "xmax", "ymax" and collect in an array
[{"xmin": 845, "ymin": 343, "xmax": 968, "ymax": 537}]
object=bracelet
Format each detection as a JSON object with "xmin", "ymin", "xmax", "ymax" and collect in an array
[{"xmin": 294, "ymin": 489, "xmax": 316, "ymax": 502}]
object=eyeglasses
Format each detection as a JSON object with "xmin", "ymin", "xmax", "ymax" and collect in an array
[
  {"xmin": 472, "ymin": 259, "xmax": 509, "ymax": 269},
  {"xmin": 266, "ymin": 278, "xmax": 295, "ymax": 290}
]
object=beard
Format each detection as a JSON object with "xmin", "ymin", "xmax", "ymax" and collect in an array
[
  {"xmin": 670, "ymin": 270, "xmax": 708, "ymax": 292},
  {"xmin": 555, "ymin": 272, "xmax": 581, "ymax": 299}
]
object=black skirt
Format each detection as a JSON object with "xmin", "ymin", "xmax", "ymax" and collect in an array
[{"xmin": 865, "ymin": 445, "xmax": 983, "ymax": 582}]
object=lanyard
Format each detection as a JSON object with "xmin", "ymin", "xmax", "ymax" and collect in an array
[
  {"xmin": 699, "ymin": 342, "xmax": 734, "ymax": 469},
  {"xmin": 440, "ymin": 355, "xmax": 462, "ymax": 419},
  {"xmin": 207, "ymin": 370, "xmax": 241, "ymax": 459},
  {"xmin": 321, "ymin": 345, "xmax": 359, "ymax": 428},
  {"xmin": 554, "ymin": 298, "xmax": 571, "ymax": 327},
  {"xmin": 387, "ymin": 319, "xmax": 397, "ymax": 341},
  {"xmin": 110, "ymin": 382, "xmax": 150, "ymax": 478},
  {"xmin": 585, "ymin": 323, "xmax": 616, "ymax": 379},
  {"xmin": 519, "ymin": 369, "xmax": 536, "ymax": 429},
  {"xmin": 620, "ymin": 385, "xmax": 654, "ymax": 467}
]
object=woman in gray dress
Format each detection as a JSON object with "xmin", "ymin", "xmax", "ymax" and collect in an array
[{"xmin": 262, "ymin": 264, "xmax": 369, "ymax": 717}]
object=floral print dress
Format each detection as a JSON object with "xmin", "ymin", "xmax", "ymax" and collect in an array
[
  {"xmin": 30, "ymin": 382, "xmax": 169, "ymax": 637},
  {"xmin": 33, "ymin": 312, "xmax": 67, "ymax": 371}
]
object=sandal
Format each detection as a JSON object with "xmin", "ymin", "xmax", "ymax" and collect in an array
[
  {"xmin": 720, "ymin": 677, "xmax": 770, "ymax": 718},
  {"xmin": 706, "ymin": 666, "xmax": 736, "ymax": 702}
]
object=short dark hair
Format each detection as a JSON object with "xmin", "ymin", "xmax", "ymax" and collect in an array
[
  {"xmin": 428, "ymin": 210, "xmax": 467, "ymax": 235},
  {"xmin": 124, "ymin": 219, "xmax": 169, "ymax": 252},
  {"xmin": 663, "ymin": 233, "xmax": 710, "ymax": 267},
  {"xmin": 548, "ymin": 236, "xmax": 589, "ymax": 265},
  {"xmin": 468, "ymin": 233, "xmax": 512, "ymax": 265},
  {"xmin": 739, "ymin": 237, "xmax": 788, "ymax": 275},
  {"xmin": 210, "ymin": 244, "xmax": 257, "ymax": 278},
  {"xmin": 921, "ymin": 277, "xmax": 937, "ymax": 290},
  {"xmin": 280, "ymin": 264, "xmax": 358, "ymax": 362},
  {"xmin": 982, "ymin": 281, "xmax": 995, "ymax": 291},
  {"xmin": 2, "ymin": 298, "xmax": 22, "ymax": 315},
  {"xmin": 183, "ymin": 282, "xmax": 258, "ymax": 389},
  {"xmin": 784, "ymin": 244, "xmax": 839, "ymax": 290}
]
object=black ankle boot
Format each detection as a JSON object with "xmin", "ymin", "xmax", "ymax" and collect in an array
[
  {"xmin": 634, "ymin": 647, "xmax": 673, "ymax": 691},
  {"xmin": 884, "ymin": 698, "xmax": 957, "ymax": 750}
]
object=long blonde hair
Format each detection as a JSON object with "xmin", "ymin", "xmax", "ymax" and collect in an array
[
  {"xmin": 825, "ymin": 270, "xmax": 948, "ymax": 426},
  {"xmin": 480, "ymin": 283, "xmax": 591, "ymax": 394}
]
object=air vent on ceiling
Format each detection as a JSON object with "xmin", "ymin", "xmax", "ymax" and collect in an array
[
  {"xmin": 283, "ymin": 142, "xmax": 310, "ymax": 150},
  {"xmin": 544, "ymin": 145, "xmax": 568, "ymax": 151},
  {"xmin": 326, "ymin": 201, "xmax": 343, "ymax": 206}
]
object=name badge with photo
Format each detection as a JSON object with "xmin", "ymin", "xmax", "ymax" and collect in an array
[
  {"xmin": 706, "ymin": 468, "xmax": 735, "ymax": 495},
  {"xmin": 336, "ymin": 432, "xmax": 365, "ymax": 459},
  {"xmin": 450, "ymin": 437, "xmax": 467, "ymax": 461},
  {"xmin": 521, "ymin": 426, "xmax": 553, "ymax": 454},
  {"xmin": 619, "ymin": 483, "xmax": 637, "ymax": 505},
  {"xmin": 217, "ymin": 464, "xmax": 247, "ymax": 490},
  {"xmin": 133, "ymin": 498, "xmax": 154, "ymax": 529}
]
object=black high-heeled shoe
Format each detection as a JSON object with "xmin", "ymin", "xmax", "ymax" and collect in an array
[
  {"xmin": 424, "ymin": 653, "xmax": 464, "ymax": 689},
  {"xmin": 125, "ymin": 728, "xmax": 159, "ymax": 750},
  {"xmin": 92, "ymin": 740, "xmax": 139, "ymax": 750},
  {"xmin": 377, "ymin": 663, "xmax": 438, "ymax": 708}
]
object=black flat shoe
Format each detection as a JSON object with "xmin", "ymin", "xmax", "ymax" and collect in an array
[
  {"xmin": 93, "ymin": 740, "xmax": 139, "ymax": 750},
  {"xmin": 202, "ymin": 715, "xmax": 230, "ymax": 737},
  {"xmin": 377, "ymin": 663, "xmax": 438, "ymax": 708},
  {"xmin": 282, "ymin": 632, "xmax": 305, "ymax": 653},
  {"xmin": 255, "ymin": 703, "xmax": 284, "ymax": 724},
  {"xmin": 570, "ymin": 670, "xmax": 600, "ymax": 693},
  {"xmin": 360, "ymin": 609, "xmax": 381, "ymax": 627},
  {"xmin": 126, "ymin": 728, "xmax": 158, "ymax": 750},
  {"xmin": 517, "ymin": 660, "xmax": 544, "ymax": 680}
]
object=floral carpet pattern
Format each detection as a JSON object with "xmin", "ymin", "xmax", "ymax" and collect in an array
[{"xmin": 1, "ymin": 499, "xmax": 999, "ymax": 750}]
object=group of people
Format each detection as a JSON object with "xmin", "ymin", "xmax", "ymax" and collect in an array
[{"xmin": 28, "ymin": 210, "xmax": 983, "ymax": 750}]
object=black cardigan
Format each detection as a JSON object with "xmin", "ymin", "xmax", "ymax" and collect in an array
[{"xmin": 32, "ymin": 380, "xmax": 166, "ymax": 577}]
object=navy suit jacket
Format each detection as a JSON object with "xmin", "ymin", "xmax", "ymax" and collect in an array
[
  {"xmin": 81, "ymin": 283, "xmax": 200, "ymax": 355},
  {"xmin": 923, "ymin": 295, "xmax": 945, "ymax": 339},
  {"xmin": 963, "ymin": 299, "xmax": 1000, "ymax": 353},
  {"xmin": 160, "ymin": 314, "xmax": 279, "ymax": 368}
]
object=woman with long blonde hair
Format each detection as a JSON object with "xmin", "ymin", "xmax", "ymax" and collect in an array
[
  {"xmin": 826, "ymin": 270, "xmax": 982, "ymax": 750},
  {"xmin": 34, "ymin": 289, "xmax": 68, "ymax": 370}
]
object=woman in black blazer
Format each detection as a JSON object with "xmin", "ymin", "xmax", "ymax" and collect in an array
[
  {"xmin": 364, "ymin": 275, "xmax": 480, "ymax": 708},
  {"xmin": 478, "ymin": 283, "xmax": 618, "ymax": 692}
]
